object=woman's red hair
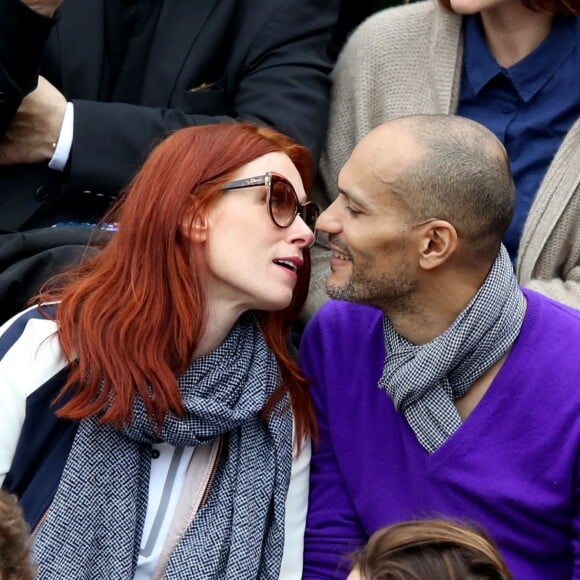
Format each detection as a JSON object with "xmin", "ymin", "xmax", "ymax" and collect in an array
[{"xmin": 41, "ymin": 123, "xmax": 316, "ymax": 449}]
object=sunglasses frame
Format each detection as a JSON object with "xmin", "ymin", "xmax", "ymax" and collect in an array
[{"xmin": 220, "ymin": 172, "xmax": 319, "ymax": 233}]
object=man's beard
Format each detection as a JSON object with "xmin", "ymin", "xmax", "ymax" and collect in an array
[{"xmin": 326, "ymin": 252, "xmax": 417, "ymax": 311}]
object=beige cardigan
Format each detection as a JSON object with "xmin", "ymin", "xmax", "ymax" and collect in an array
[{"xmin": 307, "ymin": 0, "xmax": 580, "ymax": 315}]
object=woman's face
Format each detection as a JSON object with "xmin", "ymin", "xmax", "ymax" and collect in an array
[{"xmin": 203, "ymin": 152, "xmax": 315, "ymax": 314}]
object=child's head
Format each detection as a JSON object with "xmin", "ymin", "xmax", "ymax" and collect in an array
[
  {"xmin": 0, "ymin": 490, "xmax": 34, "ymax": 580},
  {"xmin": 348, "ymin": 519, "xmax": 513, "ymax": 580}
]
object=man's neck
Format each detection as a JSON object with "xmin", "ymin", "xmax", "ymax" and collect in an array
[
  {"xmin": 480, "ymin": 4, "xmax": 554, "ymax": 68},
  {"xmin": 383, "ymin": 271, "xmax": 486, "ymax": 346}
]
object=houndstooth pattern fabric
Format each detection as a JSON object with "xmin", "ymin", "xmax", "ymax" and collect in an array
[
  {"xmin": 378, "ymin": 246, "xmax": 526, "ymax": 453},
  {"xmin": 33, "ymin": 313, "xmax": 292, "ymax": 579}
]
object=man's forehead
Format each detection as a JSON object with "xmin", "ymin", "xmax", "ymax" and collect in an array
[
  {"xmin": 359, "ymin": 125, "xmax": 422, "ymax": 175},
  {"xmin": 339, "ymin": 130, "xmax": 420, "ymax": 198},
  {"xmin": 338, "ymin": 153, "xmax": 378, "ymax": 203}
]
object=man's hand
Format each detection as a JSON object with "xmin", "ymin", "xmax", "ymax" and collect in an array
[
  {"xmin": 0, "ymin": 76, "xmax": 66, "ymax": 166},
  {"xmin": 20, "ymin": 0, "xmax": 63, "ymax": 18}
]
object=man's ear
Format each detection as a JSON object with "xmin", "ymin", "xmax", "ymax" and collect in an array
[{"xmin": 417, "ymin": 220, "xmax": 457, "ymax": 270}]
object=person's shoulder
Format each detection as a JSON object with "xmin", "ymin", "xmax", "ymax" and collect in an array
[
  {"xmin": 365, "ymin": 0, "xmax": 438, "ymax": 27},
  {"xmin": 0, "ymin": 304, "xmax": 59, "ymax": 359},
  {"xmin": 520, "ymin": 290, "xmax": 580, "ymax": 362},
  {"xmin": 336, "ymin": 0, "xmax": 454, "ymax": 80},
  {"xmin": 516, "ymin": 290, "xmax": 580, "ymax": 416},
  {"xmin": 312, "ymin": 298, "xmax": 382, "ymax": 321},
  {"xmin": 525, "ymin": 289, "xmax": 580, "ymax": 330},
  {"xmin": 346, "ymin": 0, "xmax": 439, "ymax": 49}
]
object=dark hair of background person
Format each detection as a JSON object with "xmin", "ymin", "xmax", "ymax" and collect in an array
[
  {"xmin": 435, "ymin": 0, "xmax": 580, "ymax": 15},
  {"xmin": 0, "ymin": 490, "xmax": 35, "ymax": 580},
  {"xmin": 351, "ymin": 519, "xmax": 513, "ymax": 580},
  {"xmin": 39, "ymin": 123, "xmax": 316, "ymax": 450}
]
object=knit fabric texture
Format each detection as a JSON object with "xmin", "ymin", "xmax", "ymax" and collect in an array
[
  {"xmin": 378, "ymin": 246, "xmax": 525, "ymax": 452},
  {"xmin": 33, "ymin": 314, "xmax": 293, "ymax": 579}
]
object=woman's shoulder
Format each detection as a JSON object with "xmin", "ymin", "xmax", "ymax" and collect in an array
[
  {"xmin": 334, "ymin": 0, "xmax": 461, "ymax": 94},
  {"xmin": 0, "ymin": 303, "xmax": 66, "ymax": 396},
  {"xmin": 362, "ymin": 0, "xmax": 439, "ymax": 29},
  {"xmin": 0, "ymin": 304, "xmax": 58, "ymax": 357},
  {"xmin": 0, "ymin": 304, "xmax": 67, "ymax": 490}
]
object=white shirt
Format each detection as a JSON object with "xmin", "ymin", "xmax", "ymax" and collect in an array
[{"xmin": 133, "ymin": 433, "xmax": 311, "ymax": 579}]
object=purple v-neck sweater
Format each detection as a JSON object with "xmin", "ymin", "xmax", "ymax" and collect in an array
[{"xmin": 300, "ymin": 290, "xmax": 580, "ymax": 579}]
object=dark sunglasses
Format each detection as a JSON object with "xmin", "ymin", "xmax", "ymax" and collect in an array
[{"xmin": 220, "ymin": 172, "xmax": 320, "ymax": 233}]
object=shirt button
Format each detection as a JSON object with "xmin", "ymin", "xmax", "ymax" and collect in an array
[
  {"xmin": 35, "ymin": 185, "xmax": 50, "ymax": 201},
  {"xmin": 151, "ymin": 448, "xmax": 160, "ymax": 459}
]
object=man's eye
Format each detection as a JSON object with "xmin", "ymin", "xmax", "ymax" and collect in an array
[{"xmin": 345, "ymin": 204, "xmax": 362, "ymax": 216}]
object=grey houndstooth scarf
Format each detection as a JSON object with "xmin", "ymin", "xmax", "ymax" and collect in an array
[
  {"xmin": 378, "ymin": 245, "xmax": 526, "ymax": 453},
  {"xmin": 34, "ymin": 314, "xmax": 293, "ymax": 579}
]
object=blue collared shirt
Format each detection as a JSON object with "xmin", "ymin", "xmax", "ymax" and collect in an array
[{"xmin": 457, "ymin": 14, "xmax": 580, "ymax": 260}]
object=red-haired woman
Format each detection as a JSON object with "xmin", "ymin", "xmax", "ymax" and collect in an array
[{"xmin": 0, "ymin": 122, "xmax": 319, "ymax": 579}]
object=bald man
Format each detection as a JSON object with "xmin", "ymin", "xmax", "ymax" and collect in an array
[{"xmin": 301, "ymin": 115, "xmax": 580, "ymax": 579}]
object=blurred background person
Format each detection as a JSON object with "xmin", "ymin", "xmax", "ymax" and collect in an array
[
  {"xmin": 348, "ymin": 519, "xmax": 512, "ymax": 580},
  {"xmin": 0, "ymin": 489, "xmax": 34, "ymax": 580},
  {"xmin": 331, "ymin": 0, "xmax": 403, "ymax": 59}
]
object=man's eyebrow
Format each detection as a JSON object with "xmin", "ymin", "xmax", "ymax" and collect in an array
[{"xmin": 338, "ymin": 187, "xmax": 367, "ymax": 209}]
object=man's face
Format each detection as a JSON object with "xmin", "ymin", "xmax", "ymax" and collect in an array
[{"xmin": 316, "ymin": 129, "xmax": 423, "ymax": 311}]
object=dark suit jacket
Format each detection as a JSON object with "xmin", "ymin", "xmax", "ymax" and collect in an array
[{"xmin": 0, "ymin": 0, "xmax": 337, "ymax": 230}]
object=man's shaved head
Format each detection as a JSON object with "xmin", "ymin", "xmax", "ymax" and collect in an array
[{"xmin": 360, "ymin": 115, "xmax": 515, "ymax": 262}]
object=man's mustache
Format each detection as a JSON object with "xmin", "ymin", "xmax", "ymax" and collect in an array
[{"xmin": 328, "ymin": 235, "xmax": 352, "ymax": 258}]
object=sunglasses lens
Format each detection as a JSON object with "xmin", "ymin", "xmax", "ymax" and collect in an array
[
  {"xmin": 269, "ymin": 176, "xmax": 298, "ymax": 227},
  {"xmin": 301, "ymin": 202, "xmax": 320, "ymax": 232}
]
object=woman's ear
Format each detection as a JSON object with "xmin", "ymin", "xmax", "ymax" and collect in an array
[
  {"xmin": 417, "ymin": 220, "xmax": 457, "ymax": 270},
  {"xmin": 182, "ymin": 214, "xmax": 208, "ymax": 243},
  {"xmin": 192, "ymin": 218, "xmax": 208, "ymax": 243}
]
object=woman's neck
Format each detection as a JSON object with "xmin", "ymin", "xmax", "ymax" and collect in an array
[
  {"xmin": 479, "ymin": 4, "xmax": 554, "ymax": 68},
  {"xmin": 193, "ymin": 300, "xmax": 245, "ymax": 359}
]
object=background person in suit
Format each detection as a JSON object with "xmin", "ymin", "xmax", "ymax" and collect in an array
[
  {"xmin": 0, "ymin": 0, "xmax": 337, "ymax": 230},
  {"xmin": 0, "ymin": 0, "xmax": 337, "ymax": 323}
]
